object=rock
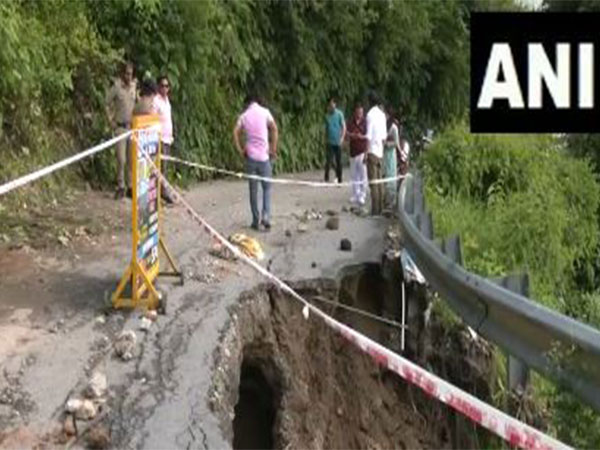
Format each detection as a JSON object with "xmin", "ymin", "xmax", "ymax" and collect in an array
[
  {"xmin": 87, "ymin": 425, "xmax": 111, "ymax": 449},
  {"xmin": 311, "ymin": 262, "xmax": 317, "ymax": 268},
  {"xmin": 139, "ymin": 317, "xmax": 152, "ymax": 332},
  {"xmin": 95, "ymin": 316, "xmax": 106, "ymax": 325},
  {"xmin": 325, "ymin": 217, "xmax": 339, "ymax": 230},
  {"xmin": 63, "ymin": 415, "xmax": 76, "ymax": 436},
  {"xmin": 144, "ymin": 310, "xmax": 158, "ymax": 322},
  {"xmin": 297, "ymin": 223, "xmax": 308, "ymax": 233},
  {"xmin": 326, "ymin": 209, "xmax": 338, "ymax": 216},
  {"xmin": 285, "ymin": 229, "xmax": 292, "ymax": 237},
  {"xmin": 66, "ymin": 398, "xmax": 97, "ymax": 420},
  {"xmin": 340, "ymin": 238, "xmax": 352, "ymax": 251},
  {"xmin": 85, "ymin": 372, "xmax": 107, "ymax": 399},
  {"xmin": 336, "ymin": 406, "xmax": 343, "ymax": 417},
  {"xmin": 114, "ymin": 330, "xmax": 136, "ymax": 361}
]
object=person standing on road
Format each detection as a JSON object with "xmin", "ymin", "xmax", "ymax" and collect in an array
[
  {"xmin": 233, "ymin": 94, "xmax": 279, "ymax": 231},
  {"xmin": 153, "ymin": 75, "xmax": 175, "ymax": 204},
  {"xmin": 398, "ymin": 133, "xmax": 410, "ymax": 179},
  {"xmin": 383, "ymin": 108, "xmax": 400, "ymax": 212},
  {"xmin": 365, "ymin": 91, "xmax": 387, "ymax": 216},
  {"xmin": 106, "ymin": 62, "xmax": 137, "ymax": 200},
  {"xmin": 324, "ymin": 97, "xmax": 346, "ymax": 183},
  {"xmin": 132, "ymin": 79, "xmax": 157, "ymax": 116},
  {"xmin": 346, "ymin": 103, "xmax": 368, "ymax": 206}
]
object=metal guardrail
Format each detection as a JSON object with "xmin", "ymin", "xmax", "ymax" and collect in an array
[{"xmin": 398, "ymin": 173, "xmax": 600, "ymax": 411}]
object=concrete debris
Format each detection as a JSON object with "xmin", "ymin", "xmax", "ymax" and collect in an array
[
  {"xmin": 325, "ymin": 217, "xmax": 339, "ymax": 230},
  {"xmin": 87, "ymin": 425, "xmax": 111, "ymax": 449},
  {"xmin": 144, "ymin": 310, "xmax": 158, "ymax": 322},
  {"xmin": 301, "ymin": 209, "xmax": 323, "ymax": 221},
  {"xmin": 85, "ymin": 372, "xmax": 107, "ymax": 399},
  {"xmin": 63, "ymin": 414, "xmax": 76, "ymax": 436},
  {"xmin": 340, "ymin": 239, "xmax": 352, "ymax": 251},
  {"xmin": 95, "ymin": 316, "xmax": 106, "ymax": 325},
  {"xmin": 193, "ymin": 272, "xmax": 217, "ymax": 284},
  {"xmin": 139, "ymin": 317, "xmax": 152, "ymax": 332},
  {"xmin": 209, "ymin": 242, "xmax": 237, "ymax": 261},
  {"xmin": 114, "ymin": 330, "xmax": 136, "ymax": 361},
  {"xmin": 65, "ymin": 398, "xmax": 97, "ymax": 420},
  {"xmin": 297, "ymin": 223, "xmax": 308, "ymax": 233}
]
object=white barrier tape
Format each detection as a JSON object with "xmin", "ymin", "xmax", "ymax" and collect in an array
[
  {"xmin": 162, "ymin": 155, "xmax": 405, "ymax": 187},
  {"xmin": 144, "ymin": 154, "xmax": 569, "ymax": 450},
  {"xmin": 0, "ymin": 131, "xmax": 132, "ymax": 197}
]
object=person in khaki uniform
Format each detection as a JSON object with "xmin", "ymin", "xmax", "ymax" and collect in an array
[{"xmin": 106, "ymin": 62, "xmax": 137, "ymax": 199}]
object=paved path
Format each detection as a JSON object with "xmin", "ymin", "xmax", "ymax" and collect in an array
[{"xmin": 0, "ymin": 170, "xmax": 392, "ymax": 447}]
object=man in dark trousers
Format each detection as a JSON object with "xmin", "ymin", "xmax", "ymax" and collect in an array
[{"xmin": 324, "ymin": 97, "xmax": 346, "ymax": 183}]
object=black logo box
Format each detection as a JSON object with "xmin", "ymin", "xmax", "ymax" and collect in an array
[{"xmin": 471, "ymin": 12, "xmax": 600, "ymax": 133}]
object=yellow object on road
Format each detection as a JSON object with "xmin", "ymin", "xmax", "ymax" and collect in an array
[{"xmin": 229, "ymin": 233, "xmax": 265, "ymax": 261}]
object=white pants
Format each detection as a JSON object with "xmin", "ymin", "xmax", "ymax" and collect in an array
[{"xmin": 350, "ymin": 153, "xmax": 367, "ymax": 204}]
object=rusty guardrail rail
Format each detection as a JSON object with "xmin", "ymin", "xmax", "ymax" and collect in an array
[{"xmin": 398, "ymin": 173, "xmax": 600, "ymax": 411}]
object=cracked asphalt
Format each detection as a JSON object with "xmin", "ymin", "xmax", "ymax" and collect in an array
[{"xmin": 0, "ymin": 169, "xmax": 390, "ymax": 448}]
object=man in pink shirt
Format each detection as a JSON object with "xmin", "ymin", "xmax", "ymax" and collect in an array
[
  {"xmin": 153, "ymin": 75, "xmax": 175, "ymax": 203},
  {"xmin": 233, "ymin": 94, "xmax": 279, "ymax": 231}
]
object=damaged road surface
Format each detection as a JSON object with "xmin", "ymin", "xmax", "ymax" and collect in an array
[{"xmin": 0, "ymin": 172, "xmax": 482, "ymax": 449}]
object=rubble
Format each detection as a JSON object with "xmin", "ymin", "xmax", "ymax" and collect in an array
[
  {"xmin": 63, "ymin": 415, "xmax": 76, "ymax": 436},
  {"xmin": 139, "ymin": 317, "xmax": 152, "ymax": 332},
  {"xmin": 87, "ymin": 425, "xmax": 111, "ymax": 449},
  {"xmin": 114, "ymin": 330, "xmax": 136, "ymax": 361},
  {"xmin": 65, "ymin": 398, "xmax": 97, "ymax": 420},
  {"xmin": 144, "ymin": 310, "xmax": 158, "ymax": 322},
  {"xmin": 325, "ymin": 217, "xmax": 339, "ymax": 230},
  {"xmin": 85, "ymin": 372, "xmax": 107, "ymax": 399},
  {"xmin": 95, "ymin": 316, "xmax": 106, "ymax": 325},
  {"xmin": 340, "ymin": 239, "xmax": 352, "ymax": 251},
  {"xmin": 209, "ymin": 242, "xmax": 237, "ymax": 261}
]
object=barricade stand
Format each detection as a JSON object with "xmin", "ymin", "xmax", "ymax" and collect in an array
[{"xmin": 112, "ymin": 115, "xmax": 181, "ymax": 312}]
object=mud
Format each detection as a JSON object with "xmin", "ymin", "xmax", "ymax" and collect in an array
[{"xmin": 211, "ymin": 264, "xmax": 499, "ymax": 449}]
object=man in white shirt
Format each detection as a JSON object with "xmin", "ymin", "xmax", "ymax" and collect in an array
[
  {"xmin": 365, "ymin": 91, "xmax": 387, "ymax": 215},
  {"xmin": 153, "ymin": 75, "xmax": 174, "ymax": 203}
]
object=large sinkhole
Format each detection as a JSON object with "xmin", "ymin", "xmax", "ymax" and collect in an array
[{"xmin": 219, "ymin": 263, "xmax": 496, "ymax": 449}]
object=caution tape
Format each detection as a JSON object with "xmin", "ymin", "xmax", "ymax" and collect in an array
[
  {"xmin": 162, "ymin": 155, "xmax": 405, "ymax": 187},
  {"xmin": 145, "ymin": 153, "xmax": 569, "ymax": 450},
  {"xmin": 0, "ymin": 131, "xmax": 132, "ymax": 197}
]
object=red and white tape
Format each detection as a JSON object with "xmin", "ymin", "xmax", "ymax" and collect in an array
[
  {"xmin": 145, "ymin": 154, "xmax": 570, "ymax": 450},
  {"xmin": 0, "ymin": 131, "xmax": 132, "ymax": 197},
  {"xmin": 162, "ymin": 154, "xmax": 405, "ymax": 187}
]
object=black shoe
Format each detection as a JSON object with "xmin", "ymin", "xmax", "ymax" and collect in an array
[
  {"xmin": 126, "ymin": 187, "xmax": 132, "ymax": 198},
  {"xmin": 250, "ymin": 222, "xmax": 259, "ymax": 231},
  {"xmin": 114, "ymin": 188, "xmax": 125, "ymax": 200},
  {"xmin": 261, "ymin": 220, "xmax": 271, "ymax": 230}
]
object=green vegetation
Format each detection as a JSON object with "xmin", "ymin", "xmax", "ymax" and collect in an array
[
  {"xmin": 0, "ymin": 0, "xmax": 472, "ymax": 201},
  {"xmin": 422, "ymin": 123, "xmax": 600, "ymax": 447},
  {"xmin": 1, "ymin": 0, "xmax": 600, "ymax": 446}
]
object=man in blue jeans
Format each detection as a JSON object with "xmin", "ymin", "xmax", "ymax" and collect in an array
[
  {"xmin": 324, "ymin": 96, "xmax": 346, "ymax": 183},
  {"xmin": 233, "ymin": 94, "xmax": 279, "ymax": 231}
]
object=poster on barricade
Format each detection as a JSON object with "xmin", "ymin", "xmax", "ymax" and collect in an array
[
  {"xmin": 112, "ymin": 114, "xmax": 163, "ymax": 310},
  {"xmin": 133, "ymin": 115, "xmax": 161, "ymax": 280}
]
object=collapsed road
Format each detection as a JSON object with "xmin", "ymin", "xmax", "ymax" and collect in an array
[{"xmin": 0, "ymin": 171, "xmax": 495, "ymax": 449}]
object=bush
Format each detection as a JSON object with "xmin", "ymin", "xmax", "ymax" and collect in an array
[{"xmin": 423, "ymin": 123, "xmax": 600, "ymax": 447}]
